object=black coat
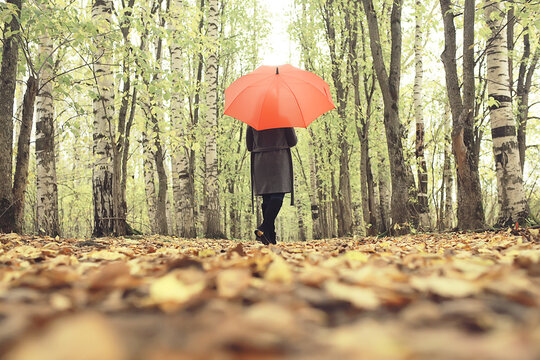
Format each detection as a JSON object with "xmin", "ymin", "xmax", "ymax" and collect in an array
[{"xmin": 246, "ymin": 127, "xmax": 297, "ymax": 199}]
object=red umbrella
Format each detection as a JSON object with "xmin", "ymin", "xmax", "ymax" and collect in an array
[{"xmin": 224, "ymin": 64, "xmax": 335, "ymax": 130}]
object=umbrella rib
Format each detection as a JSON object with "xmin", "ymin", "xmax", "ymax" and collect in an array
[
  {"xmin": 255, "ymin": 77, "xmax": 280, "ymax": 129},
  {"xmin": 280, "ymin": 77, "xmax": 306, "ymax": 126},
  {"xmin": 278, "ymin": 71, "xmax": 330, "ymax": 98}
]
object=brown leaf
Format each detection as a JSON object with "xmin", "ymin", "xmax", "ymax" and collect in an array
[
  {"xmin": 324, "ymin": 281, "xmax": 380, "ymax": 309},
  {"xmin": 216, "ymin": 268, "xmax": 252, "ymax": 298},
  {"xmin": 87, "ymin": 262, "xmax": 141, "ymax": 290},
  {"xmin": 5, "ymin": 313, "xmax": 127, "ymax": 360}
]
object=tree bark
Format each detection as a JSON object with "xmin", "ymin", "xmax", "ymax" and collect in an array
[
  {"xmin": 361, "ymin": 0, "xmax": 417, "ymax": 234},
  {"xmin": 516, "ymin": 31, "xmax": 539, "ymax": 172},
  {"xmin": 413, "ymin": 0, "xmax": 429, "ymax": 229},
  {"xmin": 203, "ymin": 0, "xmax": 223, "ymax": 238},
  {"xmin": 117, "ymin": 0, "xmax": 137, "ymax": 236},
  {"xmin": 442, "ymin": 103, "xmax": 454, "ymax": 230},
  {"xmin": 92, "ymin": 0, "xmax": 118, "ymax": 237},
  {"xmin": 141, "ymin": 123, "xmax": 158, "ymax": 234},
  {"xmin": 170, "ymin": 0, "xmax": 196, "ymax": 238},
  {"xmin": 322, "ymin": 0, "xmax": 353, "ymax": 237},
  {"xmin": 307, "ymin": 131, "xmax": 322, "ymax": 239},
  {"xmin": 35, "ymin": 33, "xmax": 60, "ymax": 236},
  {"xmin": 0, "ymin": 0, "xmax": 22, "ymax": 233},
  {"xmin": 484, "ymin": 0, "xmax": 528, "ymax": 225},
  {"xmin": 439, "ymin": 0, "xmax": 485, "ymax": 229},
  {"xmin": 351, "ymin": 16, "xmax": 377, "ymax": 236},
  {"xmin": 13, "ymin": 76, "xmax": 38, "ymax": 233},
  {"xmin": 294, "ymin": 172, "xmax": 307, "ymax": 241},
  {"xmin": 377, "ymin": 148, "xmax": 391, "ymax": 234}
]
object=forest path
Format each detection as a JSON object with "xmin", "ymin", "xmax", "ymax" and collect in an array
[{"xmin": 1, "ymin": 231, "xmax": 539, "ymax": 359}]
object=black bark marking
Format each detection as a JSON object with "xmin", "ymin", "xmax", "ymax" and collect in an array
[{"xmin": 491, "ymin": 125, "xmax": 516, "ymax": 139}]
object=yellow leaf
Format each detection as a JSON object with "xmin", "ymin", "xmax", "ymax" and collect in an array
[
  {"xmin": 149, "ymin": 271, "xmax": 205, "ymax": 310},
  {"xmin": 199, "ymin": 249, "xmax": 216, "ymax": 257},
  {"xmin": 5, "ymin": 313, "xmax": 126, "ymax": 360},
  {"xmin": 264, "ymin": 256, "xmax": 293, "ymax": 284},
  {"xmin": 325, "ymin": 281, "xmax": 380, "ymax": 309},
  {"xmin": 216, "ymin": 268, "xmax": 251, "ymax": 298},
  {"xmin": 87, "ymin": 250, "xmax": 126, "ymax": 261},
  {"xmin": 341, "ymin": 251, "xmax": 369, "ymax": 263},
  {"xmin": 410, "ymin": 275, "xmax": 480, "ymax": 297}
]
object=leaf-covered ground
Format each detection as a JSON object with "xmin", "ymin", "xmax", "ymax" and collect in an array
[{"xmin": 1, "ymin": 230, "xmax": 539, "ymax": 360}]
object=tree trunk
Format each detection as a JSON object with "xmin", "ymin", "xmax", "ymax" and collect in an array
[
  {"xmin": 13, "ymin": 77, "xmax": 38, "ymax": 233},
  {"xmin": 36, "ymin": 34, "xmax": 60, "ymax": 236},
  {"xmin": 322, "ymin": 0, "xmax": 353, "ymax": 237},
  {"xmin": 170, "ymin": 0, "xmax": 197, "ymax": 238},
  {"xmin": 145, "ymin": 6, "xmax": 169, "ymax": 236},
  {"xmin": 152, "ymin": 129, "xmax": 169, "ymax": 235},
  {"xmin": 337, "ymin": 141, "xmax": 353, "ymax": 236},
  {"xmin": 116, "ymin": 0, "xmax": 137, "ymax": 236},
  {"xmin": 442, "ymin": 103, "xmax": 454, "ymax": 230},
  {"xmin": 351, "ymin": 15, "xmax": 377, "ymax": 236},
  {"xmin": 0, "ymin": 0, "xmax": 22, "ymax": 233},
  {"xmin": 142, "ymin": 122, "xmax": 158, "ymax": 234},
  {"xmin": 203, "ymin": 0, "xmax": 223, "ymax": 238},
  {"xmin": 377, "ymin": 148, "xmax": 391, "ymax": 234},
  {"xmin": 307, "ymin": 131, "xmax": 322, "ymax": 239},
  {"xmin": 362, "ymin": 0, "xmax": 417, "ymax": 234},
  {"xmin": 439, "ymin": 0, "xmax": 485, "ymax": 230},
  {"xmin": 484, "ymin": 0, "xmax": 528, "ymax": 225},
  {"xmin": 414, "ymin": 0, "xmax": 429, "ymax": 229},
  {"xmin": 516, "ymin": 30, "xmax": 539, "ymax": 173},
  {"xmin": 294, "ymin": 172, "xmax": 307, "ymax": 241},
  {"xmin": 92, "ymin": 0, "xmax": 118, "ymax": 237}
]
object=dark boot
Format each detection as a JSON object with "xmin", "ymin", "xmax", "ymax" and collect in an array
[
  {"xmin": 254, "ymin": 228, "xmax": 270, "ymax": 245},
  {"xmin": 259, "ymin": 193, "xmax": 284, "ymax": 244}
]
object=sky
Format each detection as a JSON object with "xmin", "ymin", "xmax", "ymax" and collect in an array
[{"xmin": 259, "ymin": 0, "xmax": 299, "ymax": 66}]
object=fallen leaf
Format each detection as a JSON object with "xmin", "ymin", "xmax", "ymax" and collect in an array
[
  {"xmin": 216, "ymin": 268, "xmax": 252, "ymax": 298},
  {"xmin": 324, "ymin": 280, "xmax": 380, "ymax": 309},
  {"xmin": 410, "ymin": 275, "xmax": 480, "ymax": 297},
  {"xmin": 149, "ymin": 271, "xmax": 206, "ymax": 311},
  {"xmin": 5, "ymin": 313, "xmax": 127, "ymax": 360},
  {"xmin": 264, "ymin": 256, "xmax": 293, "ymax": 284}
]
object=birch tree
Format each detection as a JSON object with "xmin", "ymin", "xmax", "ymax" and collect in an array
[
  {"xmin": 170, "ymin": 0, "xmax": 196, "ymax": 237},
  {"xmin": 484, "ymin": 0, "xmax": 528, "ymax": 225},
  {"xmin": 413, "ymin": 0, "xmax": 429, "ymax": 229},
  {"xmin": 92, "ymin": 0, "xmax": 117, "ymax": 236},
  {"xmin": 35, "ymin": 28, "xmax": 60, "ymax": 236},
  {"xmin": 203, "ymin": 0, "xmax": 223, "ymax": 238}
]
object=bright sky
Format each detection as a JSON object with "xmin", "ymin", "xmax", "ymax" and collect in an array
[{"xmin": 259, "ymin": 0, "xmax": 299, "ymax": 66}]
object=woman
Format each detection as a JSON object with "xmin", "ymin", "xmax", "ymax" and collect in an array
[{"xmin": 246, "ymin": 126, "xmax": 297, "ymax": 244}]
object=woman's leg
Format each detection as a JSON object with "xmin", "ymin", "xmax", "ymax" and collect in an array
[{"xmin": 260, "ymin": 193, "xmax": 285, "ymax": 243}]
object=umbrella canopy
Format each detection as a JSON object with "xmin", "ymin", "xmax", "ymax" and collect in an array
[{"xmin": 224, "ymin": 64, "xmax": 335, "ymax": 130}]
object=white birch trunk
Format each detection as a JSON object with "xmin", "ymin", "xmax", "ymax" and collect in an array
[
  {"xmin": 142, "ymin": 123, "xmax": 158, "ymax": 234},
  {"xmin": 414, "ymin": 0, "xmax": 429, "ymax": 229},
  {"xmin": 35, "ymin": 30, "xmax": 60, "ymax": 236},
  {"xmin": 442, "ymin": 103, "xmax": 454, "ymax": 229},
  {"xmin": 170, "ymin": 0, "xmax": 196, "ymax": 238},
  {"xmin": 203, "ymin": 0, "xmax": 222, "ymax": 238},
  {"xmin": 485, "ymin": 0, "xmax": 528, "ymax": 225},
  {"xmin": 92, "ymin": 0, "xmax": 116, "ymax": 237}
]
